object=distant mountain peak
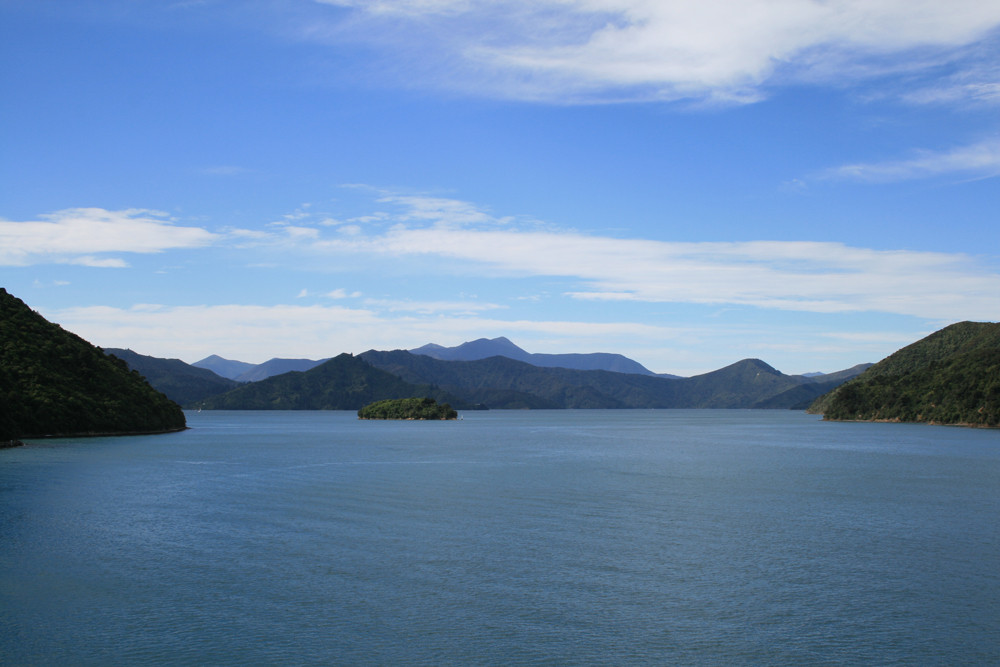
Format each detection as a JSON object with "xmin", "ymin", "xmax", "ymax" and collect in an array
[
  {"xmin": 196, "ymin": 354, "xmax": 230, "ymax": 363},
  {"xmin": 409, "ymin": 336, "xmax": 655, "ymax": 375},
  {"xmin": 192, "ymin": 355, "xmax": 256, "ymax": 381},
  {"xmin": 747, "ymin": 358, "xmax": 781, "ymax": 373}
]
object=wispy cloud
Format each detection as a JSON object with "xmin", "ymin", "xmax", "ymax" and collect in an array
[
  {"xmin": 821, "ymin": 137, "xmax": 1000, "ymax": 183},
  {"xmin": 0, "ymin": 208, "xmax": 219, "ymax": 267},
  {"xmin": 363, "ymin": 298, "xmax": 505, "ymax": 314},
  {"xmin": 309, "ymin": 0, "xmax": 1000, "ymax": 104},
  {"xmin": 325, "ymin": 288, "xmax": 363, "ymax": 299},
  {"xmin": 270, "ymin": 191, "xmax": 1000, "ymax": 322},
  {"xmin": 20, "ymin": 193, "xmax": 999, "ymax": 373}
]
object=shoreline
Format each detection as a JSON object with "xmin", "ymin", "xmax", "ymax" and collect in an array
[
  {"xmin": 12, "ymin": 426, "xmax": 189, "ymax": 442},
  {"xmin": 820, "ymin": 416, "xmax": 999, "ymax": 429}
]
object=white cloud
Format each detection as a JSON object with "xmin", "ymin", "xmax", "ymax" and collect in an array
[
  {"xmin": 72, "ymin": 256, "xmax": 132, "ymax": 268},
  {"xmin": 0, "ymin": 208, "xmax": 219, "ymax": 267},
  {"xmin": 325, "ymin": 288, "xmax": 362, "ymax": 299},
  {"xmin": 376, "ymin": 193, "xmax": 503, "ymax": 227},
  {"xmin": 289, "ymin": 193, "xmax": 1000, "ymax": 322},
  {"xmin": 310, "ymin": 0, "xmax": 1000, "ymax": 103},
  {"xmin": 822, "ymin": 137, "xmax": 1000, "ymax": 182}
]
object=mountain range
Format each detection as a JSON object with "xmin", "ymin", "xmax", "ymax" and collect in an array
[
  {"xmin": 362, "ymin": 349, "xmax": 869, "ymax": 410},
  {"xmin": 410, "ymin": 336, "xmax": 681, "ymax": 377},
  {"xmin": 197, "ymin": 353, "xmax": 466, "ymax": 411},
  {"xmin": 192, "ymin": 354, "xmax": 329, "ymax": 382},
  {"xmin": 111, "ymin": 338, "xmax": 869, "ymax": 411},
  {"xmin": 190, "ymin": 337, "xmax": 666, "ymax": 383},
  {"xmin": 6, "ymin": 285, "xmax": 994, "ymax": 435},
  {"xmin": 105, "ymin": 349, "xmax": 239, "ymax": 405}
]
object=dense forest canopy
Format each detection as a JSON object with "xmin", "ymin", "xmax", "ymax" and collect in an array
[
  {"xmin": 358, "ymin": 397, "xmax": 458, "ymax": 420},
  {"xmin": 0, "ymin": 289, "xmax": 186, "ymax": 440},
  {"xmin": 810, "ymin": 321, "xmax": 1000, "ymax": 427}
]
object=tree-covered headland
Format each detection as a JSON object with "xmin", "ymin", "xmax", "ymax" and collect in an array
[
  {"xmin": 0, "ymin": 288, "xmax": 186, "ymax": 441},
  {"xmin": 809, "ymin": 321, "xmax": 1000, "ymax": 427}
]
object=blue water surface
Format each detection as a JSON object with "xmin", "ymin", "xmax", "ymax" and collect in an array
[{"xmin": 2, "ymin": 410, "xmax": 998, "ymax": 665}]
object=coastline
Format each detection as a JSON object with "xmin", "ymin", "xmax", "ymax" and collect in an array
[
  {"xmin": 820, "ymin": 416, "xmax": 999, "ymax": 429},
  {"xmin": 12, "ymin": 426, "xmax": 189, "ymax": 442}
]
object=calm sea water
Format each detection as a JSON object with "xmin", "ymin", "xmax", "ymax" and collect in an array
[{"xmin": 1, "ymin": 410, "xmax": 998, "ymax": 665}]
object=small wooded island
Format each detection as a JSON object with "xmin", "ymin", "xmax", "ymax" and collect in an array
[{"xmin": 358, "ymin": 397, "xmax": 458, "ymax": 420}]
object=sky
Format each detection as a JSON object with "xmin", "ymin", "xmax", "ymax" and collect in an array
[{"xmin": 2, "ymin": 0, "xmax": 999, "ymax": 376}]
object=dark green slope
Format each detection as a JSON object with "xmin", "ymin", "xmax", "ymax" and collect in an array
[
  {"xmin": 679, "ymin": 359, "xmax": 799, "ymax": 408},
  {"xmin": 810, "ymin": 321, "xmax": 1000, "ymax": 426},
  {"xmin": 359, "ymin": 351, "xmax": 859, "ymax": 409},
  {"xmin": 361, "ymin": 350, "xmax": 662, "ymax": 408},
  {"xmin": 104, "ymin": 348, "xmax": 240, "ymax": 407},
  {"xmin": 197, "ymin": 353, "xmax": 466, "ymax": 410},
  {"xmin": 358, "ymin": 397, "xmax": 458, "ymax": 420},
  {"xmin": 752, "ymin": 378, "xmax": 848, "ymax": 410},
  {"xmin": 0, "ymin": 289, "xmax": 186, "ymax": 441}
]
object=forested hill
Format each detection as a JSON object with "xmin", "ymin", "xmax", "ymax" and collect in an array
[
  {"xmin": 104, "ymin": 348, "xmax": 239, "ymax": 406},
  {"xmin": 0, "ymin": 289, "xmax": 186, "ymax": 441},
  {"xmin": 809, "ymin": 321, "xmax": 1000, "ymax": 427},
  {"xmin": 197, "ymin": 353, "xmax": 469, "ymax": 410},
  {"xmin": 359, "ymin": 350, "xmax": 865, "ymax": 409}
]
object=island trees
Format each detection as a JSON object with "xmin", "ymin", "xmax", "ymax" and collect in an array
[{"xmin": 358, "ymin": 397, "xmax": 458, "ymax": 420}]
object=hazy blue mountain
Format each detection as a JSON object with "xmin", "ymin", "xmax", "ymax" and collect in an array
[
  {"xmin": 193, "ymin": 355, "xmax": 329, "ymax": 382},
  {"xmin": 410, "ymin": 336, "xmax": 663, "ymax": 376},
  {"xmin": 193, "ymin": 355, "xmax": 255, "ymax": 380},
  {"xmin": 411, "ymin": 337, "xmax": 528, "ymax": 362},
  {"xmin": 104, "ymin": 348, "xmax": 240, "ymax": 407},
  {"xmin": 0, "ymin": 288, "xmax": 186, "ymax": 441},
  {"xmin": 234, "ymin": 358, "xmax": 329, "ymax": 383},
  {"xmin": 798, "ymin": 364, "xmax": 874, "ymax": 384}
]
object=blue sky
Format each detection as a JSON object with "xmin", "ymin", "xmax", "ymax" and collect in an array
[{"xmin": 2, "ymin": 0, "xmax": 999, "ymax": 375}]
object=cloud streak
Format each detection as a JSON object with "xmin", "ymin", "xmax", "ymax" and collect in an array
[
  {"xmin": 281, "ymin": 193, "xmax": 1000, "ymax": 322},
  {"xmin": 821, "ymin": 137, "xmax": 1000, "ymax": 183},
  {"xmin": 311, "ymin": 0, "xmax": 1000, "ymax": 104},
  {"xmin": 0, "ymin": 208, "xmax": 219, "ymax": 267}
]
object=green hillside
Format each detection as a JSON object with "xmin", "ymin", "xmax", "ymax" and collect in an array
[
  {"xmin": 0, "ymin": 289, "xmax": 186, "ymax": 441},
  {"xmin": 809, "ymin": 321, "xmax": 1000, "ymax": 427},
  {"xmin": 105, "ymin": 348, "xmax": 240, "ymax": 406},
  {"xmin": 197, "ymin": 353, "xmax": 465, "ymax": 410}
]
